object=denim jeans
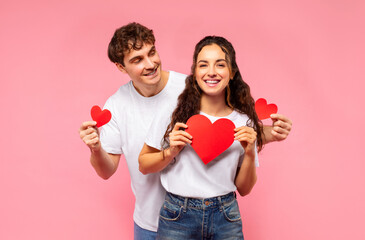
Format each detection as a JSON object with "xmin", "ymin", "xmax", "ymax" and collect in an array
[
  {"xmin": 134, "ymin": 222, "xmax": 157, "ymax": 240},
  {"xmin": 157, "ymin": 192, "xmax": 244, "ymax": 240}
]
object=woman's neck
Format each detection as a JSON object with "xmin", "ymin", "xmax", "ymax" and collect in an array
[{"xmin": 200, "ymin": 94, "xmax": 233, "ymax": 117}]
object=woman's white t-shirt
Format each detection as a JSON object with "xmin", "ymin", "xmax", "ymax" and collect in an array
[{"xmin": 145, "ymin": 110, "xmax": 259, "ymax": 199}]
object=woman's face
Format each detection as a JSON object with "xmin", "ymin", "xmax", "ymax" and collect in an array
[{"xmin": 195, "ymin": 44, "xmax": 231, "ymax": 98}]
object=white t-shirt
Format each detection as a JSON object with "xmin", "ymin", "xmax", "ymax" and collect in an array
[
  {"xmin": 100, "ymin": 71, "xmax": 187, "ymax": 231},
  {"xmin": 145, "ymin": 110, "xmax": 259, "ymax": 199}
]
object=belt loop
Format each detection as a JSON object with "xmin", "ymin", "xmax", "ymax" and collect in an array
[
  {"xmin": 217, "ymin": 196, "xmax": 223, "ymax": 211},
  {"xmin": 183, "ymin": 197, "xmax": 188, "ymax": 213}
]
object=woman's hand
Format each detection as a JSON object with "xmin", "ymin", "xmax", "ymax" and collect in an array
[
  {"xmin": 168, "ymin": 122, "xmax": 192, "ymax": 158},
  {"xmin": 234, "ymin": 126, "xmax": 257, "ymax": 156}
]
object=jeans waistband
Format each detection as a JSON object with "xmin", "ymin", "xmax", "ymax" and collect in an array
[{"xmin": 165, "ymin": 192, "xmax": 236, "ymax": 209}]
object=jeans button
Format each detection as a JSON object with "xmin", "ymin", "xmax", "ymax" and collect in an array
[{"xmin": 205, "ymin": 201, "xmax": 210, "ymax": 206}]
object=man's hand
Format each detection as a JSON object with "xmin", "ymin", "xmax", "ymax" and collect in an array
[
  {"xmin": 263, "ymin": 114, "xmax": 292, "ymax": 143},
  {"xmin": 79, "ymin": 121, "xmax": 101, "ymax": 152}
]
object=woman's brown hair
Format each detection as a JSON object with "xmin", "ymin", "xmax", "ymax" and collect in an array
[{"xmin": 163, "ymin": 36, "xmax": 264, "ymax": 151}]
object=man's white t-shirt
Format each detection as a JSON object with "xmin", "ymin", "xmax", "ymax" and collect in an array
[
  {"xmin": 99, "ymin": 71, "xmax": 187, "ymax": 231},
  {"xmin": 145, "ymin": 110, "xmax": 259, "ymax": 199}
]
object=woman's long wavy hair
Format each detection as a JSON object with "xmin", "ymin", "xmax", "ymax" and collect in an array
[{"xmin": 163, "ymin": 36, "xmax": 264, "ymax": 151}]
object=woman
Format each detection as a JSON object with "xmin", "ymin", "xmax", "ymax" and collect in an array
[{"xmin": 139, "ymin": 36, "xmax": 263, "ymax": 239}]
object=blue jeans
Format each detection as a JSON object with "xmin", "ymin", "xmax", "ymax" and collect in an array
[
  {"xmin": 134, "ymin": 222, "xmax": 157, "ymax": 240},
  {"xmin": 157, "ymin": 192, "xmax": 244, "ymax": 240}
]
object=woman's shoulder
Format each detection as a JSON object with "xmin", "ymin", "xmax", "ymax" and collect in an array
[{"xmin": 230, "ymin": 110, "xmax": 251, "ymax": 126}]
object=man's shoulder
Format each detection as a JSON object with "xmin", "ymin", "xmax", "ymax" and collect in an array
[
  {"xmin": 168, "ymin": 71, "xmax": 187, "ymax": 91},
  {"xmin": 104, "ymin": 81, "xmax": 133, "ymax": 107},
  {"xmin": 169, "ymin": 71, "xmax": 187, "ymax": 83}
]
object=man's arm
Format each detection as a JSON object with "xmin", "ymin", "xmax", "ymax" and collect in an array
[
  {"xmin": 262, "ymin": 114, "xmax": 292, "ymax": 144},
  {"xmin": 138, "ymin": 144, "xmax": 175, "ymax": 175},
  {"xmin": 79, "ymin": 121, "xmax": 121, "ymax": 179},
  {"xmin": 138, "ymin": 122, "xmax": 192, "ymax": 175}
]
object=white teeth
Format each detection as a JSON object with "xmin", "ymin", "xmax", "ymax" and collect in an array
[
  {"xmin": 145, "ymin": 69, "xmax": 156, "ymax": 76},
  {"xmin": 206, "ymin": 80, "xmax": 219, "ymax": 84}
]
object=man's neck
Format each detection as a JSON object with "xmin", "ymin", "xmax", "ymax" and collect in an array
[{"xmin": 133, "ymin": 70, "xmax": 169, "ymax": 97}]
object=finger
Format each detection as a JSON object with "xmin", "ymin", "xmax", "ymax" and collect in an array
[
  {"xmin": 235, "ymin": 132, "xmax": 256, "ymax": 141},
  {"xmin": 80, "ymin": 127, "xmax": 98, "ymax": 139},
  {"xmin": 234, "ymin": 126, "xmax": 247, "ymax": 132},
  {"xmin": 235, "ymin": 133, "xmax": 256, "ymax": 142},
  {"xmin": 170, "ymin": 135, "xmax": 192, "ymax": 144},
  {"xmin": 80, "ymin": 121, "xmax": 97, "ymax": 131},
  {"xmin": 84, "ymin": 137, "xmax": 100, "ymax": 147},
  {"xmin": 236, "ymin": 136, "xmax": 256, "ymax": 144},
  {"xmin": 85, "ymin": 127, "xmax": 98, "ymax": 135},
  {"xmin": 235, "ymin": 135, "xmax": 256, "ymax": 143},
  {"xmin": 271, "ymin": 114, "xmax": 292, "ymax": 125},
  {"xmin": 170, "ymin": 130, "xmax": 192, "ymax": 139},
  {"xmin": 170, "ymin": 141, "xmax": 188, "ymax": 147},
  {"xmin": 173, "ymin": 122, "xmax": 188, "ymax": 131},
  {"xmin": 271, "ymin": 129, "xmax": 288, "ymax": 141},
  {"xmin": 272, "ymin": 126, "xmax": 289, "ymax": 135},
  {"xmin": 274, "ymin": 121, "xmax": 292, "ymax": 132},
  {"xmin": 83, "ymin": 132, "xmax": 99, "ymax": 143},
  {"xmin": 234, "ymin": 128, "xmax": 256, "ymax": 137}
]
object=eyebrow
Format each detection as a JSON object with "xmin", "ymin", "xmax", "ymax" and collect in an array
[
  {"xmin": 128, "ymin": 55, "xmax": 142, "ymax": 63},
  {"xmin": 128, "ymin": 45, "xmax": 156, "ymax": 63},
  {"xmin": 197, "ymin": 59, "xmax": 227, "ymax": 63}
]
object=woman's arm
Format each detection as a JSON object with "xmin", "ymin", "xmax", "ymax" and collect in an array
[
  {"xmin": 233, "ymin": 126, "xmax": 258, "ymax": 196},
  {"xmin": 234, "ymin": 155, "xmax": 257, "ymax": 197},
  {"xmin": 138, "ymin": 122, "xmax": 192, "ymax": 175}
]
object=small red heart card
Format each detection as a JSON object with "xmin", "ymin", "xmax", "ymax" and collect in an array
[
  {"xmin": 90, "ymin": 105, "xmax": 112, "ymax": 128},
  {"xmin": 185, "ymin": 114, "xmax": 235, "ymax": 165},
  {"xmin": 255, "ymin": 98, "xmax": 278, "ymax": 120}
]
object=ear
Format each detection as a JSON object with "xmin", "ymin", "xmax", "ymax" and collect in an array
[{"xmin": 115, "ymin": 63, "xmax": 127, "ymax": 73}]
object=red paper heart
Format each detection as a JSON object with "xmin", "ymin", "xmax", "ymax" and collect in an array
[
  {"xmin": 90, "ymin": 105, "xmax": 112, "ymax": 128},
  {"xmin": 255, "ymin": 98, "xmax": 278, "ymax": 120},
  {"xmin": 185, "ymin": 114, "xmax": 235, "ymax": 165}
]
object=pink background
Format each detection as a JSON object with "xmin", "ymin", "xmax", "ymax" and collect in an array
[{"xmin": 1, "ymin": 0, "xmax": 364, "ymax": 239}]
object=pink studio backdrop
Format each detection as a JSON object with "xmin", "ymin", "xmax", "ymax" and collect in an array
[{"xmin": 1, "ymin": 0, "xmax": 364, "ymax": 239}]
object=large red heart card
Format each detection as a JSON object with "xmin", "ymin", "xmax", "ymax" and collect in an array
[
  {"xmin": 90, "ymin": 105, "xmax": 112, "ymax": 128},
  {"xmin": 255, "ymin": 98, "xmax": 278, "ymax": 120},
  {"xmin": 185, "ymin": 114, "xmax": 235, "ymax": 165}
]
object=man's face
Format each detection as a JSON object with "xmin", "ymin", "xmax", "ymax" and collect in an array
[{"xmin": 118, "ymin": 43, "xmax": 162, "ymax": 88}]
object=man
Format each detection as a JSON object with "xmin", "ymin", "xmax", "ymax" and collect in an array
[{"xmin": 79, "ymin": 22, "xmax": 292, "ymax": 240}]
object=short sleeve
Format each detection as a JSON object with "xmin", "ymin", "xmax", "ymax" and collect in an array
[
  {"xmin": 145, "ymin": 112, "xmax": 172, "ymax": 151},
  {"xmin": 99, "ymin": 99, "xmax": 123, "ymax": 155}
]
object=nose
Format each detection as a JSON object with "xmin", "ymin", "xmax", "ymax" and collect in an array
[
  {"xmin": 207, "ymin": 66, "xmax": 217, "ymax": 77},
  {"xmin": 145, "ymin": 57, "xmax": 155, "ymax": 69}
]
